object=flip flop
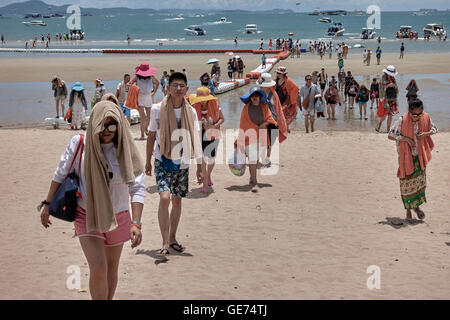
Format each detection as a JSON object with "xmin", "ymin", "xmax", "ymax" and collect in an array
[
  {"xmin": 201, "ymin": 187, "xmax": 208, "ymax": 194},
  {"xmin": 157, "ymin": 248, "xmax": 170, "ymax": 256},
  {"xmin": 207, "ymin": 180, "xmax": 214, "ymax": 186},
  {"xmin": 170, "ymin": 242, "xmax": 185, "ymax": 253},
  {"xmin": 415, "ymin": 209, "xmax": 426, "ymax": 220}
]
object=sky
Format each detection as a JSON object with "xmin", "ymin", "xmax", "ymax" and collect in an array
[{"xmin": 1, "ymin": 0, "xmax": 449, "ymax": 11}]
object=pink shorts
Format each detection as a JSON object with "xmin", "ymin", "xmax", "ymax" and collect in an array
[{"xmin": 74, "ymin": 206, "xmax": 131, "ymax": 247}]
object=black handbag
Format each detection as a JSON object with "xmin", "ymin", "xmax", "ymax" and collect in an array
[{"xmin": 49, "ymin": 134, "xmax": 84, "ymax": 222}]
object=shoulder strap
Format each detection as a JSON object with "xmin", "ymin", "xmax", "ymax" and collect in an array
[
  {"xmin": 77, "ymin": 134, "xmax": 84, "ymax": 173},
  {"xmin": 68, "ymin": 134, "xmax": 83, "ymax": 174}
]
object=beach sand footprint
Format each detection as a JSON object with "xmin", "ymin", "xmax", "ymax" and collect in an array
[{"xmin": 379, "ymin": 217, "xmax": 424, "ymax": 229}]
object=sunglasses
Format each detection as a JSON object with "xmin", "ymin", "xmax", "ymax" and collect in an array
[
  {"xmin": 411, "ymin": 112, "xmax": 423, "ymax": 117},
  {"xmin": 102, "ymin": 123, "xmax": 117, "ymax": 132},
  {"xmin": 306, "ymin": 78, "xmax": 312, "ymax": 81}
]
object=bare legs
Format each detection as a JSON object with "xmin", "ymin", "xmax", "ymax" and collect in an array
[
  {"xmin": 79, "ymin": 237, "xmax": 124, "ymax": 300},
  {"xmin": 201, "ymin": 158, "xmax": 215, "ymax": 191},
  {"xmin": 359, "ymin": 103, "xmax": 367, "ymax": 120},
  {"xmin": 137, "ymin": 106, "xmax": 151, "ymax": 139},
  {"xmin": 327, "ymin": 104, "xmax": 336, "ymax": 120},
  {"xmin": 55, "ymin": 99, "xmax": 65, "ymax": 118},
  {"xmin": 304, "ymin": 115, "xmax": 315, "ymax": 133},
  {"xmin": 376, "ymin": 114, "xmax": 392, "ymax": 132},
  {"xmin": 158, "ymin": 192, "xmax": 182, "ymax": 251}
]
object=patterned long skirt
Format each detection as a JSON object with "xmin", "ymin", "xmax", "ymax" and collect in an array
[
  {"xmin": 283, "ymin": 103, "xmax": 298, "ymax": 126},
  {"xmin": 399, "ymin": 156, "xmax": 427, "ymax": 210}
]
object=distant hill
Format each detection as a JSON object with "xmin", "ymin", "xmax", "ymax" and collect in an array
[{"xmin": 0, "ymin": 0, "xmax": 294, "ymax": 16}]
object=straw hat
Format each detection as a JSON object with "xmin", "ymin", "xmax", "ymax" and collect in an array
[
  {"xmin": 383, "ymin": 65, "xmax": 398, "ymax": 77},
  {"xmin": 135, "ymin": 61, "xmax": 157, "ymax": 77},
  {"xmin": 257, "ymin": 73, "xmax": 276, "ymax": 87},
  {"xmin": 189, "ymin": 87, "xmax": 218, "ymax": 105}
]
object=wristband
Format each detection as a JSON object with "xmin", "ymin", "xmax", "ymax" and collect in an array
[{"xmin": 131, "ymin": 220, "xmax": 142, "ymax": 229}]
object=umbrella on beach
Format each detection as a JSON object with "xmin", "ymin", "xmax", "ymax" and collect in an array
[{"xmin": 207, "ymin": 58, "xmax": 219, "ymax": 64}]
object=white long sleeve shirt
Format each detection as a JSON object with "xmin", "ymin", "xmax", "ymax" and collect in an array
[{"xmin": 53, "ymin": 135, "xmax": 146, "ymax": 214}]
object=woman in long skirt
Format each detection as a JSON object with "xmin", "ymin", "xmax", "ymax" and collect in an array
[{"xmin": 388, "ymin": 99, "xmax": 437, "ymax": 221}]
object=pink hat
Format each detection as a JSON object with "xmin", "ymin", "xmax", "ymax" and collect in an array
[{"xmin": 135, "ymin": 62, "xmax": 157, "ymax": 77}]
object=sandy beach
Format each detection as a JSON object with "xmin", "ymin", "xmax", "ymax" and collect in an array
[
  {"xmin": 0, "ymin": 127, "xmax": 449, "ymax": 300},
  {"xmin": 1, "ymin": 52, "xmax": 450, "ymax": 83}
]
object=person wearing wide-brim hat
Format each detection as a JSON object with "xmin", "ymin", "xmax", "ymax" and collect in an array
[
  {"xmin": 376, "ymin": 65, "xmax": 399, "ymax": 133},
  {"xmin": 236, "ymin": 86, "xmax": 277, "ymax": 192},
  {"xmin": 69, "ymin": 82, "xmax": 88, "ymax": 130},
  {"xmin": 51, "ymin": 75, "xmax": 68, "ymax": 119},
  {"xmin": 129, "ymin": 61, "xmax": 160, "ymax": 140},
  {"xmin": 189, "ymin": 87, "xmax": 225, "ymax": 194},
  {"xmin": 257, "ymin": 73, "xmax": 288, "ymax": 164},
  {"xmin": 274, "ymin": 66, "xmax": 300, "ymax": 133}
]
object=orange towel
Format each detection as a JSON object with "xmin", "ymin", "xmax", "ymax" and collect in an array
[
  {"xmin": 236, "ymin": 102, "xmax": 277, "ymax": 147},
  {"xmin": 192, "ymin": 100, "xmax": 221, "ymax": 140},
  {"xmin": 397, "ymin": 111, "xmax": 434, "ymax": 178},
  {"xmin": 284, "ymin": 76, "xmax": 299, "ymax": 106},
  {"xmin": 269, "ymin": 87, "xmax": 288, "ymax": 144},
  {"xmin": 125, "ymin": 84, "xmax": 140, "ymax": 109}
]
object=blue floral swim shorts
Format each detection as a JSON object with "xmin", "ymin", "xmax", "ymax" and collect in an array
[{"xmin": 154, "ymin": 159, "xmax": 189, "ymax": 197}]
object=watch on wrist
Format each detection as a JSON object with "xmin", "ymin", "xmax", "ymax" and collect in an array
[{"xmin": 131, "ymin": 220, "xmax": 142, "ymax": 227}]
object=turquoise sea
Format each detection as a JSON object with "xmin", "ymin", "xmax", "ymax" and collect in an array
[{"xmin": 0, "ymin": 11, "xmax": 449, "ymax": 53}]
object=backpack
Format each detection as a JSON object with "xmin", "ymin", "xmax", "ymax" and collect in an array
[{"xmin": 386, "ymin": 85, "xmax": 397, "ymax": 100}]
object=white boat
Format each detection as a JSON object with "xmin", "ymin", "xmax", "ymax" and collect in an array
[
  {"xmin": 360, "ymin": 27, "xmax": 376, "ymax": 39},
  {"xmin": 396, "ymin": 25, "xmax": 417, "ymax": 39},
  {"xmin": 22, "ymin": 20, "xmax": 47, "ymax": 26},
  {"xmin": 423, "ymin": 23, "xmax": 446, "ymax": 38},
  {"xmin": 245, "ymin": 24, "xmax": 258, "ymax": 34},
  {"xmin": 184, "ymin": 25, "xmax": 206, "ymax": 36},
  {"xmin": 319, "ymin": 17, "xmax": 332, "ymax": 23},
  {"xmin": 327, "ymin": 23, "xmax": 344, "ymax": 37},
  {"xmin": 220, "ymin": 17, "xmax": 227, "ymax": 23}
]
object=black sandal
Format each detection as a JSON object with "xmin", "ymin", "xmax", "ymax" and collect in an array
[{"xmin": 169, "ymin": 243, "xmax": 185, "ymax": 253}]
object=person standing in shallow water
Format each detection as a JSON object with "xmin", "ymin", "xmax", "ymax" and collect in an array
[{"xmin": 388, "ymin": 99, "xmax": 437, "ymax": 222}]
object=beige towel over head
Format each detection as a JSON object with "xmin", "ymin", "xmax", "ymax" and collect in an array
[
  {"xmin": 159, "ymin": 94, "xmax": 202, "ymax": 162},
  {"xmin": 85, "ymin": 100, "xmax": 144, "ymax": 233}
]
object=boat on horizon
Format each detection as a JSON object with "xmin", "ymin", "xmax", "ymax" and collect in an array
[
  {"xmin": 319, "ymin": 17, "xmax": 332, "ymax": 23},
  {"xmin": 22, "ymin": 20, "xmax": 47, "ymax": 26}
]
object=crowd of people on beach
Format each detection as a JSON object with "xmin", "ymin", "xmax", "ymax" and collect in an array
[{"xmin": 39, "ymin": 36, "xmax": 439, "ymax": 300}]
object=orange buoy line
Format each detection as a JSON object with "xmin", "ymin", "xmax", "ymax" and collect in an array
[{"xmin": 102, "ymin": 49, "xmax": 282, "ymax": 54}]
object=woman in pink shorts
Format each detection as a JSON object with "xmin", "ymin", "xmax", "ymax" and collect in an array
[{"xmin": 40, "ymin": 97, "xmax": 146, "ymax": 300}]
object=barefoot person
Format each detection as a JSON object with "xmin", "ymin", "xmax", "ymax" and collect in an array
[
  {"xmin": 299, "ymin": 74, "xmax": 320, "ymax": 133},
  {"xmin": 324, "ymin": 82, "xmax": 340, "ymax": 120},
  {"xmin": 388, "ymin": 99, "xmax": 437, "ymax": 221},
  {"xmin": 145, "ymin": 72, "xmax": 203, "ymax": 256},
  {"xmin": 68, "ymin": 82, "xmax": 88, "ymax": 130},
  {"xmin": 189, "ymin": 87, "xmax": 225, "ymax": 194},
  {"xmin": 275, "ymin": 66, "xmax": 299, "ymax": 133},
  {"xmin": 376, "ymin": 65, "xmax": 399, "ymax": 133},
  {"xmin": 129, "ymin": 62, "xmax": 159, "ymax": 140},
  {"xmin": 236, "ymin": 86, "xmax": 277, "ymax": 192},
  {"xmin": 258, "ymin": 73, "xmax": 288, "ymax": 164},
  {"xmin": 40, "ymin": 100, "xmax": 145, "ymax": 300},
  {"xmin": 51, "ymin": 76, "xmax": 68, "ymax": 118}
]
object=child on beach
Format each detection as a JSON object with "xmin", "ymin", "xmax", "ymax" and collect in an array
[
  {"xmin": 357, "ymin": 85, "xmax": 369, "ymax": 120},
  {"xmin": 314, "ymin": 94, "xmax": 325, "ymax": 118},
  {"xmin": 116, "ymin": 74, "xmax": 131, "ymax": 124},
  {"xmin": 68, "ymin": 82, "xmax": 88, "ymax": 130},
  {"xmin": 370, "ymin": 78, "xmax": 380, "ymax": 109}
]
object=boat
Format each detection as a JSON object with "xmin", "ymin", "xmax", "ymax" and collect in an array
[
  {"xmin": 423, "ymin": 23, "xmax": 446, "ymax": 38},
  {"xmin": 327, "ymin": 23, "xmax": 345, "ymax": 37},
  {"xmin": 245, "ymin": 24, "xmax": 258, "ymax": 34},
  {"xmin": 22, "ymin": 20, "xmax": 47, "ymax": 26},
  {"xmin": 319, "ymin": 17, "xmax": 332, "ymax": 23},
  {"xmin": 323, "ymin": 10, "xmax": 347, "ymax": 16},
  {"xmin": 184, "ymin": 25, "xmax": 206, "ymax": 36},
  {"xmin": 308, "ymin": 9, "xmax": 320, "ymax": 16},
  {"xmin": 354, "ymin": 9, "xmax": 365, "ymax": 16},
  {"xmin": 220, "ymin": 17, "xmax": 227, "ymax": 23},
  {"xmin": 288, "ymin": 32, "xmax": 294, "ymax": 36},
  {"xmin": 396, "ymin": 25, "xmax": 417, "ymax": 39},
  {"xmin": 360, "ymin": 27, "xmax": 376, "ymax": 39}
]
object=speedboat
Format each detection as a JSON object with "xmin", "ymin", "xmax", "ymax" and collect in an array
[
  {"xmin": 319, "ymin": 17, "xmax": 332, "ymax": 23},
  {"xmin": 23, "ymin": 20, "xmax": 47, "ymax": 26},
  {"xmin": 360, "ymin": 27, "xmax": 376, "ymax": 39},
  {"xmin": 327, "ymin": 23, "xmax": 345, "ymax": 37},
  {"xmin": 423, "ymin": 23, "xmax": 446, "ymax": 38},
  {"xmin": 396, "ymin": 25, "xmax": 417, "ymax": 39},
  {"xmin": 245, "ymin": 24, "xmax": 258, "ymax": 34},
  {"xmin": 220, "ymin": 17, "xmax": 227, "ymax": 23},
  {"xmin": 184, "ymin": 25, "xmax": 206, "ymax": 36}
]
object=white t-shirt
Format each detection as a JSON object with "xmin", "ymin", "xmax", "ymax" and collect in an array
[
  {"xmin": 53, "ymin": 135, "xmax": 146, "ymax": 213},
  {"xmin": 148, "ymin": 101, "xmax": 200, "ymax": 169}
]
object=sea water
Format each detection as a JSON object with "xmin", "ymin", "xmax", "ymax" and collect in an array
[
  {"xmin": 1, "ymin": 73, "xmax": 449, "ymax": 131},
  {"xmin": 0, "ymin": 11, "xmax": 449, "ymax": 54}
]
